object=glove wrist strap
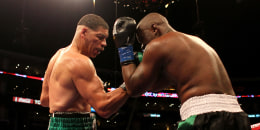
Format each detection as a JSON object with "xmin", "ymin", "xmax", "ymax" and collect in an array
[
  {"xmin": 119, "ymin": 82, "xmax": 127, "ymax": 91},
  {"xmin": 118, "ymin": 45, "xmax": 134, "ymax": 65}
]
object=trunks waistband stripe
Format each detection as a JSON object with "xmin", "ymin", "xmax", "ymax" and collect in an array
[
  {"xmin": 180, "ymin": 94, "xmax": 243, "ymax": 120},
  {"xmin": 51, "ymin": 112, "xmax": 92, "ymax": 118}
]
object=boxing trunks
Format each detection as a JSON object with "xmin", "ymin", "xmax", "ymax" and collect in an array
[
  {"xmin": 48, "ymin": 112, "xmax": 97, "ymax": 130},
  {"xmin": 178, "ymin": 94, "xmax": 251, "ymax": 130}
]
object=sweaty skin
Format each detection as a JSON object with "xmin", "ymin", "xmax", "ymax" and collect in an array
[
  {"xmin": 122, "ymin": 13, "xmax": 235, "ymax": 104},
  {"xmin": 40, "ymin": 25, "xmax": 128, "ymax": 118}
]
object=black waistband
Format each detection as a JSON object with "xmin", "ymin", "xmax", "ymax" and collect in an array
[{"xmin": 51, "ymin": 112, "xmax": 91, "ymax": 118}]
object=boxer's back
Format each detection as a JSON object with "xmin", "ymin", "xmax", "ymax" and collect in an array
[
  {"xmin": 48, "ymin": 48, "xmax": 91, "ymax": 113},
  {"xmin": 158, "ymin": 32, "xmax": 235, "ymax": 103}
]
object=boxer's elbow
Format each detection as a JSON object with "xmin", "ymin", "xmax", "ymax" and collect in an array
[
  {"xmin": 95, "ymin": 103, "xmax": 120, "ymax": 119},
  {"xmin": 40, "ymin": 102, "xmax": 49, "ymax": 107},
  {"xmin": 40, "ymin": 97, "xmax": 49, "ymax": 107},
  {"xmin": 125, "ymin": 80, "xmax": 150, "ymax": 97},
  {"xmin": 126, "ymin": 91, "xmax": 142, "ymax": 98},
  {"xmin": 95, "ymin": 109, "xmax": 112, "ymax": 119},
  {"xmin": 126, "ymin": 90, "xmax": 136, "ymax": 97}
]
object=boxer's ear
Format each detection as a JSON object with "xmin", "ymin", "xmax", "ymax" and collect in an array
[
  {"xmin": 151, "ymin": 24, "xmax": 155, "ymax": 31},
  {"xmin": 152, "ymin": 24, "xmax": 159, "ymax": 35},
  {"xmin": 81, "ymin": 27, "xmax": 88, "ymax": 38}
]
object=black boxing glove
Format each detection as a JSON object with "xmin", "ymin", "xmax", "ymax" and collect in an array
[{"xmin": 113, "ymin": 17, "xmax": 136, "ymax": 65}]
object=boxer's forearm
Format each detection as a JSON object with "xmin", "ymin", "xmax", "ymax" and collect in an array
[
  {"xmin": 122, "ymin": 64, "xmax": 137, "ymax": 96},
  {"xmin": 121, "ymin": 64, "xmax": 136, "ymax": 84},
  {"xmin": 122, "ymin": 64, "xmax": 147, "ymax": 97},
  {"xmin": 96, "ymin": 87, "xmax": 129, "ymax": 119}
]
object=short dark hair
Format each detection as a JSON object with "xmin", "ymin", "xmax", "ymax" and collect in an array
[{"xmin": 77, "ymin": 14, "xmax": 109, "ymax": 30}]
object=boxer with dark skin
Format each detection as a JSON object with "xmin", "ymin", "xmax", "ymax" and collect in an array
[
  {"xmin": 121, "ymin": 13, "xmax": 235, "ymax": 103},
  {"xmin": 113, "ymin": 13, "xmax": 250, "ymax": 129},
  {"xmin": 40, "ymin": 14, "xmax": 128, "ymax": 130}
]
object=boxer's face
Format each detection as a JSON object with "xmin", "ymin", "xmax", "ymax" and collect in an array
[{"xmin": 84, "ymin": 27, "xmax": 108, "ymax": 58}]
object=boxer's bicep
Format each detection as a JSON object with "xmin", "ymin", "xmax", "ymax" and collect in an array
[
  {"xmin": 139, "ymin": 51, "xmax": 162, "ymax": 88},
  {"xmin": 148, "ymin": 77, "xmax": 172, "ymax": 92},
  {"xmin": 124, "ymin": 42, "xmax": 164, "ymax": 96},
  {"xmin": 72, "ymin": 60, "xmax": 106, "ymax": 105},
  {"xmin": 75, "ymin": 73, "xmax": 106, "ymax": 107},
  {"xmin": 72, "ymin": 59, "xmax": 120, "ymax": 116},
  {"xmin": 74, "ymin": 64, "xmax": 127, "ymax": 118}
]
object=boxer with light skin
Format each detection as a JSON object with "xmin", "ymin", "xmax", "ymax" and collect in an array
[
  {"xmin": 40, "ymin": 14, "xmax": 128, "ymax": 130},
  {"xmin": 113, "ymin": 13, "xmax": 251, "ymax": 129}
]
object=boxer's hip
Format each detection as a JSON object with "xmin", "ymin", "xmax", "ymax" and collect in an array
[
  {"xmin": 48, "ymin": 112, "xmax": 96, "ymax": 130},
  {"xmin": 180, "ymin": 94, "xmax": 243, "ymax": 120},
  {"xmin": 177, "ymin": 111, "xmax": 251, "ymax": 130}
]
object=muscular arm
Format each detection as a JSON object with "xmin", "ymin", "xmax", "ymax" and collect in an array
[
  {"xmin": 73, "ymin": 58, "xmax": 129, "ymax": 119},
  {"xmin": 148, "ymin": 77, "xmax": 172, "ymax": 92},
  {"xmin": 122, "ymin": 42, "xmax": 167, "ymax": 96}
]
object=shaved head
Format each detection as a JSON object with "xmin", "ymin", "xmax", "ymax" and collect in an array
[
  {"xmin": 78, "ymin": 14, "xmax": 109, "ymax": 31},
  {"xmin": 136, "ymin": 13, "xmax": 173, "ymax": 46},
  {"xmin": 137, "ymin": 13, "xmax": 168, "ymax": 30}
]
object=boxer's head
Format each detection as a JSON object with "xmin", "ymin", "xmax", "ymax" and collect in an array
[
  {"xmin": 78, "ymin": 14, "xmax": 109, "ymax": 31},
  {"xmin": 76, "ymin": 14, "xmax": 109, "ymax": 58},
  {"xmin": 136, "ymin": 13, "xmax": 170, "ymax": 49}
]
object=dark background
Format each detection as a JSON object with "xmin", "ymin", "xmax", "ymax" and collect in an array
[
  {"xmin": 1, "ymin": 0, "xmax": 260, "ymax": 77},
  {"xmin": 0, "ymin": 0, "xmax": 260, "ymax": 129}
]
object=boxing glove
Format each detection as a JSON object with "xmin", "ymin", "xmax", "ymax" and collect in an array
[{"xmin": 113, "ymin": 17, "xmax": 136, "ymax": 65}]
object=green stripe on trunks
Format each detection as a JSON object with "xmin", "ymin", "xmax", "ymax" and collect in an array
[
  {"xmin": 177, "ymin": 115, "xmax": 196, "ymax": 130},
  {"xmin": 48, "ymin": 116, "xmax": 95, "ymax": 130}
]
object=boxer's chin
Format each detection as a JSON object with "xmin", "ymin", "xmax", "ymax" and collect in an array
[{"xmin": 92, "ymin": 50, "xmax": 101, "ymax": 58}]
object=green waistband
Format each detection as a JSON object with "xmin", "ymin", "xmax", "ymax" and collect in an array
[{"xmin": 48, "ymin": 116, "xmax": 96, "ymax": 130}]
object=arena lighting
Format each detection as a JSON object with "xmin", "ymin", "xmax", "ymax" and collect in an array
[
  {"xmin": 93, "ymin": 0, "xmax": 95, "ymax": 8},
  {"xmin": 142, "ymin": 91, "xmax": 178, "ymax": 98},
  {"xmin": 143, "ymin": 113, "xmax": 161, "ymax": 118},
  {"xmin": 248, "ymin": 114, "xmax": 260, "ymax": 118},
  {"xmin": 2, "ymin": 70, "xmax": 260, "ymax": 98},
  {"xmin": 108, "ymin": 87, "xmax": 260, "ymax": 98},
  {"xmin": 11, "ymin": 96, "xmax": 260, "ymax": 129},
  {"xmin": 11, "ymin": 96, "xmax": 260, "ymax": 120},
  {"xmin": 251, "ymin": 122, "xmax": 260, "ymax": 130},
  {"xmin": 115, "ymin": 0, "xmax": 176, "ymax": 12},
  {"xmin": 13, "ymin": 96, "xmax": 41, "ymax": 105},
  {"xmin": 12, "ymin": 96, "xmax": 96, "ymax": 112},
  {"xmin": 0, "ymin": 70, "xmax": 44, "ymax": 81}
]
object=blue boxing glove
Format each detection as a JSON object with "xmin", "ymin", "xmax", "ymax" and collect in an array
[{"xmin": 113, "ymin": 17, "xmax": 136, "ymax": 65}]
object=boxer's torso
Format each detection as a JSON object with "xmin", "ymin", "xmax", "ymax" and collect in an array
[
  {"xmin": 152, "ymin": 31, "xmax": 236, "ymax": 104},
  {"xmin": 47, "ymin": 47, "xmax": 94, "ymax": 113}
]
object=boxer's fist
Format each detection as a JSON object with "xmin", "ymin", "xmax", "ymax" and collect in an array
[
  {"xmin": 113, "ymin": 17, "xmax": 136, "ymax": 48},
  {"xmin": 113, "ymin": 17, "xmax": 136, "ymax": 65}
]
